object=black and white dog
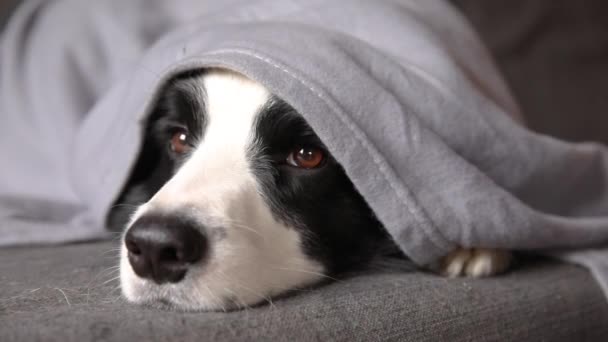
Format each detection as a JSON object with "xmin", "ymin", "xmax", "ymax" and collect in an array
[{"xmin": 111, "ymin": 69, "xmax": 511, "ymax": 311}]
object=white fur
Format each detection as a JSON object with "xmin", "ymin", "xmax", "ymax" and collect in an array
[{"xmin": 120, "ymin": 70, "xmax": 324, "ymax": 310}]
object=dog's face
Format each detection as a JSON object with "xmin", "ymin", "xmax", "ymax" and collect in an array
[{"xmin": 117, "ymin": 69, "xmax": 388, "ymax": 311}]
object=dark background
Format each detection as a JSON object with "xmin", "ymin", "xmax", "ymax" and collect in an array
[{"xmin": 452, "ymin": 0, "xmax": 608, "ymax": 145}]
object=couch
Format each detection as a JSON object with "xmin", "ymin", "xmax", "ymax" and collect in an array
[{"xmin": 2, "ymin": 242, "xmax": 608, "ymax": 341}]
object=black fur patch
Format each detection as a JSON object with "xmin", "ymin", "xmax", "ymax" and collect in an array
[
  {"xmin": 107, "ymin": 71, "xmax": 206, "ymax": 230},
  {"xmin": 249, "ymin": 96, "xmax": 392, "ymax": 273}
]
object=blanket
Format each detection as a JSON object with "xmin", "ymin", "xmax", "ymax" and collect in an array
[{"xmin": 2, "ymin": 0, "xmax": 608, "ymax": 296}]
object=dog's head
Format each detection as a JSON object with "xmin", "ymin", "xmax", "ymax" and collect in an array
[{"xmin": 117, "ymin": 69, "xmax": 389, "ymax": 311}]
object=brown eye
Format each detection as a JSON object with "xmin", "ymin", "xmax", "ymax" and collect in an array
[
  {"xmin": 170, "ymin": 129, "xmax": 191, "ymax": 154},
  {"xmin": 287, "ymin": 146, "xmax": 325, "ymax": 169}
]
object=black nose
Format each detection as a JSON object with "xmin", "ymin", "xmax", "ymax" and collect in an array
[{"xmin": 124, "ymin": 214, "xmax": 206, "ymax": 284}]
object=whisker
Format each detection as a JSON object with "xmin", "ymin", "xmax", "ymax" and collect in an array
[
  {"xmin": 96, "ymin": 271, "xmax": 121, "ymax": 284},
  {"xmin": 223, "ymin": 288, "xmax": 253, "ymax": 312},
  {"xmin": 201, "ymin": 284, "xmax": 227, "ymax": 313},
  {"xmin": 95, "ymin": 265, "xmax": 121, "ymax": 276},
  {"xmin": 216, "ymin": 270, "xmax": 276, "ymax": 310},
  {"xmin": 220, "ymin": 219, "xmax": 265, "ymax": 239},
  {"xmin": 101, "ymin": 275, "xmax": 121, "ymax": 285},
  {"xmin": 86, "ymin": 266, "xmax": 121, "ymax": 288},
  {"xmin": 101, "ymin": 248, "xmax": 122, "ymax": 256},
  {"xmin": 109, "ymin": 292, "xmax": 124, "ymax": 303},
  {"xmin": 108, "ymin": 284, "xmax": 122, "ymax": 294},
  {"xmin": 270, "ymin": 266, "xmax": 339, "ymax": 282},
  {"xmin": 108, "ymin": 234, "xmax": 125, "ymax": 243},
  {"xmin": 229, "ymin": 257, "xmax": 339, "ymax": 283}
]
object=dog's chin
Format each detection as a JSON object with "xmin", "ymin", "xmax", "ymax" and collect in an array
[
  {"xmin": 120, "ymin": 262, "xmax": 231, "ymax": 311},
  {"xmin": 119, "ymin": 244, "xmax": 325, "ymax": 311}
]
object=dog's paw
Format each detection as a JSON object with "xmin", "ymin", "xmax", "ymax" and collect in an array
[{"xmin": 438, "ymin": 248, "xmax": 512, "ymax": 277}]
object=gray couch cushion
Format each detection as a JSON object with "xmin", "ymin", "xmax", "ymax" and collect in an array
[{"xmin": 1, "ymin": 241, "xmax": 607, "ymax": 341}]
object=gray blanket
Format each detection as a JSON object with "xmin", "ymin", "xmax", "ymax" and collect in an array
[{"xmin": 2, "ymin": 0, "xmax": 608, "ymax": 297}]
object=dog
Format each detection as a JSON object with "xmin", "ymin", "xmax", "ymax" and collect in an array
[{"xmin": 110, "ymin": 68, "xmax": 511, "ymax": 311}]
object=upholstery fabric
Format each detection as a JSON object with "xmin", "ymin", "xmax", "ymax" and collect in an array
[{"xmin": 1, "ymin": 241, "xmax": 607, "ymax": 341}]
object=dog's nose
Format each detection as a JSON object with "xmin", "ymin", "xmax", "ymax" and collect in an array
[{"xmin": 124, "ymin": 215, "xmax": 206, "ymax": 284}]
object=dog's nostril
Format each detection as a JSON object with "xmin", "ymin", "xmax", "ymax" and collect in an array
[
  {"xmin": 160, "ymin": 247, "xmax": 180, "ymax": 263},
  {"xmin": 124, "ymin": 214, "xmax": 207, "ymax": 284},
  {"xmin": 125, "ymin": 239, "xmax": 142, "ymax": 256}
]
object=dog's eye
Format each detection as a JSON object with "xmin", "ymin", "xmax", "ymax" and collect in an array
[
  {"xmin": 170, "ymin": 129, "xmax": 191, "ymax": 154},
  {"xmin": 286, "ymin": 146, "xmax": 325, "ymax": 169}
]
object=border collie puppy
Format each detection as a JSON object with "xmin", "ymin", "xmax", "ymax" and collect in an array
[{"xmin": 111, "ymin": 69, "xmax": 511, "ymax": 311}]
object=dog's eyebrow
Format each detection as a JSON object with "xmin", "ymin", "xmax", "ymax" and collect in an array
[
  {"xmin": 252, "ymin": 96, "xmax": 325, "ymax": 154},
  {"xmin": 151, "ymin": 71, "xmax": 207, "ymax": 143},
  {"xmin": 257, "ymin": 97, "xmax": 317, "ymax": 138}
]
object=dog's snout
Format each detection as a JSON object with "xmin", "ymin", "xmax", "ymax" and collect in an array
[{"xmin": 124, "ymin": 215, "xmax": 206, "ymax": 284}]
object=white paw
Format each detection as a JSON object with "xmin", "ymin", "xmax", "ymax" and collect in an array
[{"xmin": 439, "ymin": 248, "xmax": 512, "ymax": 277}]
